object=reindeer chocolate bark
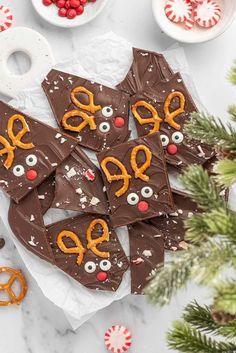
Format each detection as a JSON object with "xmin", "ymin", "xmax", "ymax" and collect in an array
[
  {"xmin": 0, "ymin": 101, "xmax": 77, "ymax": 203},
  {"xmin": 37, "ymin": 173, "xmax": 55, "ymax": 215},
  {"xmin": 52, "ymin": 146, "xmax": 109, "ymax": 214},
  {"xmin": 130, "ymin": 73, "xmax": 215, "ymax": 169},
  {"xmin": 47, "ymin": 214, "xmax": 129, "ymax": 291},
  {"xmin": 97, "ymin": 133, "xmax": 174, "ymax": 228},
  {"xmin": 42, "ymin": 69, "xmax": 130, "ymax": 152}
]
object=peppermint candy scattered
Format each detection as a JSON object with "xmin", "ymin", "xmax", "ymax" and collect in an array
[
  {"xmin": 0, "ymin": 5, "xmax": 13, "ymax": 32},
  {"xmin": 104, "ymin": 325, "xmax": 132, "ymax": 353},
  {"xmin": 185, "ymin": 16, "xmax": 195, "ymax": 30},
  {"xmin": 193, "ymin": 0, "xmax": 221, "ymax": 28},
  {"xmin": 165, "ymin": 0, "xmax": 192, "ymax": 23},
  {"xmin": 83, "ymin": 168, "xmax": 95, "ymax": 181},
  {"xmin": 190, "ymin": 0, "xmax": 204, "ymax": 5}
]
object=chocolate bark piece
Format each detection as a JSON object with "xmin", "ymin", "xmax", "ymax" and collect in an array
[
  {"xmin": 149, "ymin": 190, "xmax": 199, "ymax": 251},
  {"xmin": 52, "ymin": 146, "xmax": 109, "ymax": 214},
  {"xmin": 47, "ymin": 214, "xmax": 129, "ymax": 291},
  {"xmin": 8, "ymin": 189, "xmax": 55, "ymax": 264},
  {"xmin": 116, "ymin": 47, "xmax": 173, "ymax": 96},
  {"xmin": 0, "ymin": 238, "xmax": 5, "ymax": 249},
  {"xmin": 130, "ymin": 73, "xmax": 215, "ymax": 169},
  {"xmin": 42, "ymin": 69, "xmax": 130, "ymax": 152},
  {"xmin": 128, "ymin": 221, "xmax": 164, "ymax": 294},
  {"xmin": 97, "ymin": 132, "xmax": 174, "ymax": 228},
  {"xmin": 37, "ymin": 173, "xmax": 55, "ymax": 215},
  {"xmin": 0, "ymin": 101, "xmax": 77, "ymax": 203}
]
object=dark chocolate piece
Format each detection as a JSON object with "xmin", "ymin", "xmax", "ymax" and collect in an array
[
  {"xmin": 37, "ymin": 173, "xmax": 55, "ymax": 215},
  {"xmin": 149, "ymin": 190, "xmax": 199, "ymax": 251},
  {"xmin": 47, "ymin": 214, "xmax": 129, "ymax": 291},
  {"xmin": 128, "ymin": 221, "xmax": 164, "ymax": 294},
  {"xmin": 97, "ymin": 132, "xmax": 174, "ymax": 228},
  {"xmin": 0, "ymin": 238, "xmax": 5, "ymax": 249},
  {"xmin": 52, "ymin": 146, "xmax": 109, "ymax": 214},
  {"xmin": 116, "ymin": 48, "xmax": 173, "ymax": 96},
  {"xmin": 42, "ymin": 69, "xmax": 130, "ymax": 152},
  {"xmin": 8, "ymin": 189, "xmax": 55, "ymax": 264},
  {"xmin": 130, "ymin": 73, "xmax": 215, "ymax": 169},
  {"xmin": 0, "ymin": 101, "xmax": 77, "ymax": 203}
]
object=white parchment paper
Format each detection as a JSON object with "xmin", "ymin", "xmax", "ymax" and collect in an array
[{"xmin": 0, "ymin": 32, "xmax": 204, "ymax": 330}]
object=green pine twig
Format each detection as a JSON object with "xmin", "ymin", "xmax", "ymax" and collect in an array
[
  {"xmin": 228, "ymin": 60, "xmax": 236, "ymax": 86},
  {"xmin": 213, "ymin": 159, "xmax": 236, "ymax": 187},
  {"xmin": 214, "ymin": 282, "xmax": 236, "ymax": 316},
  {"xmin": 228, "ymin": 105, "xmax": 236, "ymax": 123}
]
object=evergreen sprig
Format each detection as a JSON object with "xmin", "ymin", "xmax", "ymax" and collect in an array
[
  {"xmin": 228, "ymin": 60, "xmax": 236, "ymax": 85},
  {"xmin": 214, "ymin": 282, "xmax": 236, "ymax": 316},
  {"xmin": 214, "ymin": 159, "xmax": 236, "ymax": 187},
  {"xmin": 228, "ymin": 105, "xmax": 236, "ymax": 123}
]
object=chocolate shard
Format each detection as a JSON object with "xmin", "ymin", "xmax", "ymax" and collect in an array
[
  {"xmin": 51, "ymin": 146, "xmax": 109, "ymax": 215},
  {"xmin": 37, "ymin": 173, "xmax": 55, "ymax": 215},
  {"xmin": 0, "ymin": 101, "xmax": 77, "ymax": 203},
  {"xmin": 47, "ymin": 214, "xmax": 129, "ymax": 291},
  {"xmin": 128, "ymin": 221, "xmax": 164, "ymax": 294},
  {"xmin": 8, "ymin": 189, "xmax": 55, "ymax": 264},
  {"xmin": 148, "ymin": 190, "xmax": 199, "ymax": 251},
  {"xmin": 42, "ymin": 69, "xmax": 131, "ymax": 152},
  {"xmin": 130, "ymin": 73, "xmax": 215, "ymax": 169},
  {"xmin": 116, "ymin": 47, "xmax": 173, "ymax": 96},
  {"xmin": 97, "ymin": 132, "xmax": 174, "ymax": 228}
]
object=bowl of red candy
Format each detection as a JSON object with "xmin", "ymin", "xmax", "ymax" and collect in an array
[{"xmin": 31, "ymin": 0, "xmax": 109, "ymax": 27}]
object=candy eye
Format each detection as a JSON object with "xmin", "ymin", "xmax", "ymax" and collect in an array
[
  {"xmin": 13, "ymin": 165, "xmax": 25, "ymax": 177},
  {"xmin": 172, "ymin": 131, "xmax": 184, "ymax": 144},
  {"xmin": 84, "ymin": 261, "xmax": 96, "ymax": 273},
  {"xmin": 141, "ymin": 186, "xmax": 153, "ymax": 198},
  {"xmin": 127, "ymin": 192, "xmax": 139, "ymax": 205},
  {"xmin": 102, "ymin": 106, "xmax": 114, "ymax": 118},
  {"xmin": 100, "ymin": 259, "xmax": 111, "ymax": 271},
  {"xmin": 99, "ymin": 122, "xmax": 110, "ymax": 133},
  {"xmin": 26, "ymin": 154, "xmax": 38, "ymax": 167},
  {"xmin": 160, "ymin": 134, "xmax": 169, "ymax": 147}
]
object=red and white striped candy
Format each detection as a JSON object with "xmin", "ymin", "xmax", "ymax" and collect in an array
[
  {"xmin": 0, "ymin": 5, "xmax": 13, "ymax": 32},
  {"xmin": 190, "ymin": 0, "xmax": 204, "ymax": 5},
  {"xmin": 104, "ymin": 325, "xmax": 132, "ymax": 353},
  {"xmin": 193, "ymin": 0, "xmax": 221, "ymax": 28},
  {"xmin": 83, "ymin": 168, "xmax": 95, "ymax": 181},
  {"xmin": 165, "ymin": 0, "xmax": 193, "ymax": 23},
  {"xmin": 185, "ymin": 16, "xmax": 195, "ymax": 30}
]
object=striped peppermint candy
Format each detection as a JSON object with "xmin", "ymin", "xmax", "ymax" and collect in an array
[
  {"xmin": 185, "ymin": 16, "xmax": 195, "ymax": 30},
  {"xmin": 0, "ymin": 5, "xmax": 13, "ymax": 32},
  {"xmin": 165, "ymin": 0, "xmax": 193, "ymax": 23},
  {"xmin": 104, "ymin": 325, "xmax": 132, "ymax": 353},
  {"xmin": 190, "ymin": 0, "xmax": 204, "ymax": 5},
  {"xmin": 193, "ymin": 0, "xmax": 221, "ymax": 28}
]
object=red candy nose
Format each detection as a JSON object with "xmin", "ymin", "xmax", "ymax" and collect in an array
[
  {"xmin": 96, "ymin": 271, "xmax": 108, "ymax": 282},
  {"xmin": 26, "ymin": 170, "xmax": 38, "ymax": 181},
  {"xmin": 138, "ymin": 201, "xmax": 149, "ymax": 212},
  {"xmin": 167, "ymin": 144, "xmax": 178, "ymax": 155},
  {"xmin": 114, "ymin": 117, "xmax": 125, "ymax": 128}
]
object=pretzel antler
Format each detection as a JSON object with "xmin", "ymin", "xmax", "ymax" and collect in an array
[
  {"xmin": 131, "ymin": 144, "xmax": 152, "ymax": 182},
  {"xmin": 132, "ymin": 100, "xmax": 162, "ymax": 134},
  {"xmin": 87, "ymin": 219, "xmax": 110, "ymax": 258},
  {"xmin": 0, "ymin": 136, "xmax": 15, "ymax": 169},
  {"xmin": 0, "ymin": 267, "xmax": 28, "ymax": 306},
  {"xmin": 164, "ymin": 91, "xmax": 185, "ymax": 130},
  {"xmin": 101, "ymin": 157, "xmax": 131, "ymax": 197},
  {"xmin": 71, "ymin": 86, "xmax": 102, "ymax": 114},
  {"xmin": 57, "ymin": 230, "xmax": 86, "ymax": 265},
  {"xmin": 8, "ymin": 114, "xmax": 35, "ymax": 150}
]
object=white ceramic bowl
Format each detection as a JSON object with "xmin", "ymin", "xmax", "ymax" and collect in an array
[
  {"xmin": 31, "ymin": 0, "xmax": 109, "ymax": 28},
  {"xmin": 152, "ymin": 0, "xmax": 236, "ymax": 43}
]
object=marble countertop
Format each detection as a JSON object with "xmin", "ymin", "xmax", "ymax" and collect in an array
[{"xmin": 0, "ymin": 1, "xmax": 236, "ymax": 352}]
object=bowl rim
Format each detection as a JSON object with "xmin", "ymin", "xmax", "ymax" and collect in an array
[
  {"xmin": 152, "ymin": 0, "xmax": 236, "ymax": 44},
  {"xmin": 31, "ymin": 0, "xmax": 109, "ymax": 28}
]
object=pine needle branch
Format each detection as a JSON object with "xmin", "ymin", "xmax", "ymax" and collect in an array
[
  {"xmin": 214, "ymin": 282, "xmax": 236, "ymax": 316},
  {"xmin": 228, "ymin": 60, "xmax": 236, "ymax": 86},
  {"xmin": 184, "ymin": 112, "xmax": 236, "ymax": 152},
  {"xmin": 168, "ymin": 321, "xmax": 236, "ymax": 353},
  {"xmin": 213, "ymin": 159, "xmax": 236, "ymax": 187},
  {"xmin": 228, "ymin": 105, "xmax": 236, "ymax": 123},
  {"xmin": 179, "ymin": 165, "xmax": 225, "ymax": 211}
]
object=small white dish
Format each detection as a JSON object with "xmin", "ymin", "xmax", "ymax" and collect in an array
[
  {"xmin": 152, "ymin": 0, "xmax": 236, "ymax": 43},
  {"xmin": 31, "ymin": 0, "xmax": 109, "ymax": 28}
]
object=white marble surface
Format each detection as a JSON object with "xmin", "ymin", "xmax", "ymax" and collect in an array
[{"xmin": 0, "ymin": 0, "xmax": 236, "ymax": 352}]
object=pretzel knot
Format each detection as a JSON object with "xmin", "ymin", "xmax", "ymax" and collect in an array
[
  {"xmin": 101, "ymin": 157, "xmax": 132, "ymax": 197},
  {"xmin": 132, "ymin": 101, "xmax": 162, "ymax": 134},
  {"xmin": 0, "ymin": 267, "xmax": 28, "ymax": 306},
  {"xmin": 0, "ymin": 136, "xmax": 15, "ymax": 170},
  {"xmin": 8, "ymin": 114, "xmax": 35, "ymax": 149},
  {"xmin": 62, "ymin": 86, "xmax": 102, "ymax": 133},
  {"xmin": 57, "ymin": 230, "xmax": 86, "ymax": 265},
  {"xmin": 86, "ymin": 219, "xmax": 110, "ymax": 258},
  {"xmin": 164, "ymin": 91, "xmax": 185, "ymax": 130},
  {"xmin": 131, "ymin": 145, "xmax": 152, "ymax": 182}
]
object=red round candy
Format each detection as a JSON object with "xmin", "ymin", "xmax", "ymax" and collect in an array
[
  {"xmin": 67, "ymin": 8, "xmax": 77, "ymax": 18},
  {"xmin": 76, "ymin": 4, "xmax": 84, "ymax": 14},
  {"xmin": 97, "ymin": 272, "xmax": 108, "ymax": 282},
  {"xmin": 114, "ymin": 117, "xmax": 125, "ymax": 128},
  {"xmin": 56, "ymin": 0, "xmax": 66, "ymax": 7},
  {"xmin": 167, "ymin": 144, "xmax": 178, "ymax": 155},
  {"xmin": 26, "ymin": 170, "xmax": 38, "ymax": 181},
  {"xmin": 138, "ymin": 201, "xmax": 149, "ymax": 212},
  {"xmin": 80, "ymin": 0, "xmax": 87, "ymax": 4},
  {"xmin": 42, "ymin": 0, "xmax": 53, "ymax": 6},
  {"xmin": 70, "ymin": 0, "xmax": 80, "ymax": 7},
  {"xmin": 58, "ymin": 7, "xmax": 67, "ymax": 16},
  {"xmin": 64, "ymin": 0, "xmax": 71, "ymax": 8}
]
